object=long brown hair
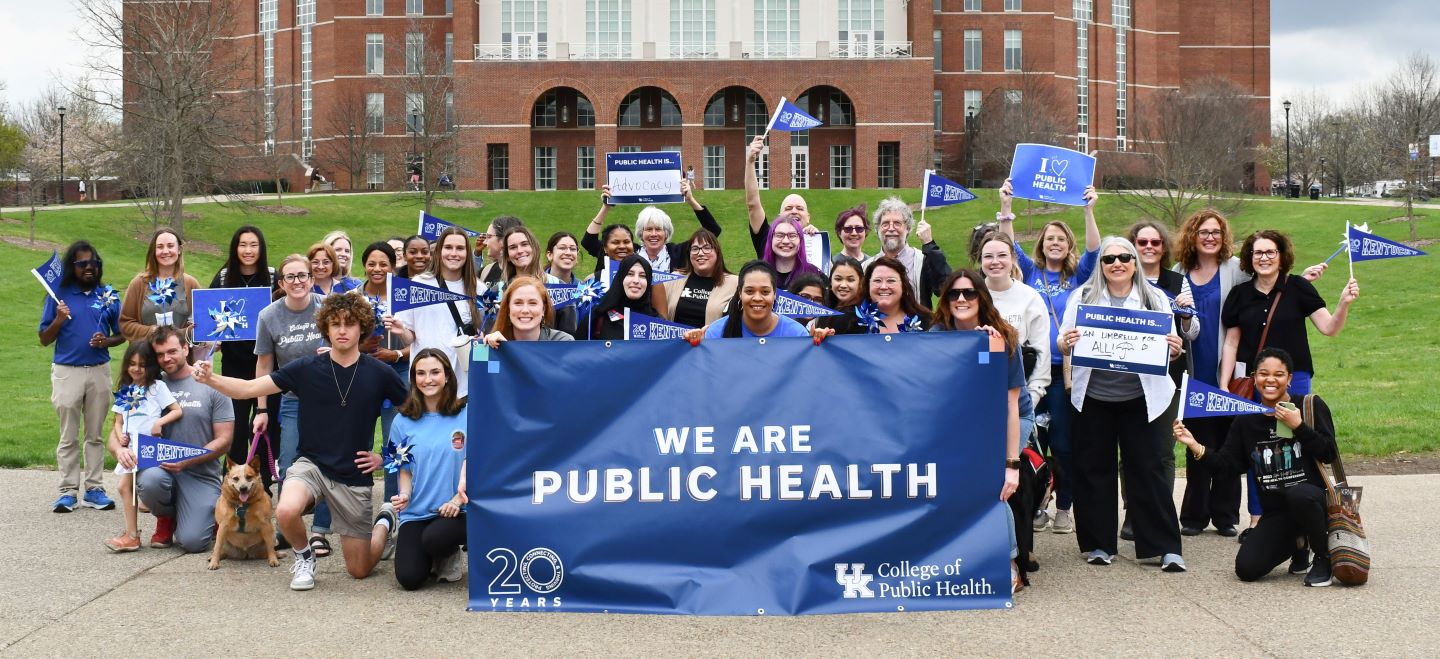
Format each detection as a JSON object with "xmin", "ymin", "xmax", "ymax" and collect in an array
[
  {"xmin": 500, "ymin": 226, "xmax": 545, "ymax": 282},
  {"xmin": 425, "ymin": 226, "xmax": 482, "ymax": 327},
  {"xmin": 493, "ymin": 276, "xmax": 554, "ymax": 339},
  {"xmin": 932, "ymin": 269, "xmax": 1018, "ymax": 352},
  {"xmin": 1175, "ymin": 209, "xmax": 1234, "ymax": 271},
  {"xmin": 863, "ymin": 255, "xmax": 930, "ymax": 320},
  {"xmin": 1030, "ymin": 221, "xmax": 1079, "ymax": 282},
  {"xmin": 397, "ymin": 348, "xmax": 466, "ymax": 419},
  {"xmin": 143, "ymin": 228, "xmax": 186, "ymax": 282}
]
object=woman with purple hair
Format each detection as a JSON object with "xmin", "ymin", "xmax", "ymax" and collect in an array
[{"xmin": 760, "ymin": 213, "xmax": 822, "ymax": 291}]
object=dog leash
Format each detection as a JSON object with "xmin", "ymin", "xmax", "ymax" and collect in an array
[{"xmin": 245, "ymin": 431, "xmax": 280, "ymax": 484}]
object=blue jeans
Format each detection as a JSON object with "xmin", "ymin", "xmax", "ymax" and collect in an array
[
  {"xmin": 1037, "ymin": 364, "xmax": 1075, "ymax": 510},
  {"xmin": 278, "ymin": 395, "xmax": 331, "ymax": 534},
  {"xmin": 378, "ymin": 360, "xmax": 408, "ymax": 501},
  {"xmin": 1246, "ymin": 371, "xmax": 1313, "ymax": 517}
]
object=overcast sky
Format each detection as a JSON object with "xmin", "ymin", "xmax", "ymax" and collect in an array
[{"xmin": 0, "ymin": 0, "xmax": 1433, "ymax": 117}]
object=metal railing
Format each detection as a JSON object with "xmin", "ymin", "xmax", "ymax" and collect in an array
[
  {"xmin": 474, "ymin": 43, "xmax": 550, "ymax": 60},
  {"xmin": 473, "ymin": 40, "xmax": 915, "ymax": 62},
  {"xmin": 830, "ymin": 40, "xmax": 913, "ymax": 58}
]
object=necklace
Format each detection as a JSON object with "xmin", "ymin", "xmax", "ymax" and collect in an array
[{"xmin": 329, "ymin": 358, "xmax": 358, "ymax": 407}]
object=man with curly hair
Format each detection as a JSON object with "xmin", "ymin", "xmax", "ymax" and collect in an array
[{"xmin": 196, "ymin": 293, "xmax": 407, "ymax": 591}]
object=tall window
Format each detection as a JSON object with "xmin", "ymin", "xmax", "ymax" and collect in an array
[
  {"xmin": 587, "ymin": 0, "xmax": 631, "ymax": 57},
  {"xmin": 670, "ymin": 0, "xmax": 715, "ymax": 58},
  {"xmin": 933, "ymin": 30, "xmax": 941, "ymax": 71},
  {"xmin": 259, "ymin": 0, "xmax": 277, "ymax": 151},
  {"xmin": 964, "ymin": 89, "xmax": 982, "ymax": 116},
  {"xmin": 877, "ymin": 142, "xmax": 899, "ymax": 188},
  {"xmin": 1005, "ymin": 0, "xmax": 1021, "ymax": 10},
  {"xmin": 488, "ymin": 144, "xmax": 510, "ymax": 190},
  {"xmin": 445, "ymin": 33, "xmax": 453, "ymax": 74},
  {"xmin": 1114, "ymin": 0, "xmax": 1130, "ymax": 151},
  {"xmin": 838, "ymin": 0, "xmax": 883, "ymax": 56},
  {"xmin": 297, "ymin": 0, "xmax": 315, "ymax": 158},
  {"xmin": 744, "ymin": 92, "xmax": 769, "ymax": 140},
  {"xmin": 502, "ymin": 0, "xmax": 548, "ymax": 53},
  {"xmin": 1003, "ymin": 29, "xmax": 1022, "ymax": 71},
  {"xmin": 1074, "ymin": 0, "xmax": 1090, "ymax": 153},
  {"xmin": 830, "ymin": 145, "xmax": 853, "ymax": 189},
  {"xmin": 533, "ymin": 147, "xmax": 556, "ymax": 190},
  {"xmin": 365, "ymin": 93, "xmax": 385, "ymax": 134},
  {"xmin": 446, "ymin": 0, "xmax": 452, "ymax": 14},
  {"xmin": 406, "ymin": 32, "xmax": 424, "ymax": 74},
  {"xmin": 445, "ymin": 92, "xmax": 454, "ymax": 131},
  {"xmin": 964, "ymin": 0, "xmax": 980, "ymax": 10},
  {"xmin": 703, "ymin": 145, "xmax": 725, "ymax": 190},
  {"xmin": 577, "ymin": 95, "xmax": 596, "ymax": 126},
  {"xmin": 532, "ymin": 92, "xmax": 558, "ymax": 127},
  {"xmin": 366, "ymin": 0, "xmax": 383, "ymax": 16},
  {"xmin": 367, "ymin": 153, "xmax": 385, "ymax": 188},
  {"xmin": 754, "ymin": 0, "xmax": 799, "ymax": 57},
  {"xmin": 366, "ymin": 34, "xmax": 384, "ymax": 74},
  {"xmin": 933, "ymin": 91, "xmax": 942, "ymax": 130},
  {"xmin": 577, "ymin": 146, "xmax": 596, "ymax": 190},
  {"xmin": 406, "ymin": 93, "xmax": 424, "ymax": 134},
  {"xmin": 963, "ymin": 30, "xmax": 981, "ymax": 72},
  {"xmin": 407, "ymin": 0, "xmax": 422, "ymax": 15}
]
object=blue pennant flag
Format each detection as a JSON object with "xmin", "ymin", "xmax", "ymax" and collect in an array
[
  {"xmin": 192, "ymin": 287, "xmax": 272, "ymax": 342},
  {"xmin": 1179, "ymin": 374, "xmax": 1274, "ymax": 420},
  {"xmin": 547, "ymin": 283, "xmax": 579, "ymax": 309},
  {"xmin": 389, "ymin": 275, "xmax": 473, "ymax": 314},
  {"xmin": 921, "ymin": 170, "xmax": 978, "ymax": 210},
  {"xmin": 623, "ymin": 309, "xmax": 691, "ymax": 341},
  {"xmin": 1348, "ymin": 222, "xmax": 1427, "ymax": 262},
  {"xmin": 607, "ymin": 258, "xmax": 686, "ymax": 285},
  {"xmin": 766, "ymin": 96, "xmax": 823, "ymax": 132},
  {"xmin": 773, "ymin": 290, "xmax": 842, "ymax": 319},
  {"xmin": 135, "ymin": 433, "xmax": 216, "ymax": 471},
  {"xmin": 418, "ymin": 211, "xmax": 481, "ymax": 243},
  {"xmin": 32, "ymin": 250, "xmax": 62, "ymax": 301}
]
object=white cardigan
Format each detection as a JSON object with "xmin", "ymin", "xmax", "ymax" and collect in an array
[{"xmin": 1061, "ymin": 283, "xmax": 1179, "ymax": 421}]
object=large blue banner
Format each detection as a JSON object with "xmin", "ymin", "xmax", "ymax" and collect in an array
[
  {"xmin": 466, "ymin": 333, "xmax": 1012, "ymax": 615},
  {"xmin": 1007, "ymin": 144, "xmax": 1096, "ymax": 206}
]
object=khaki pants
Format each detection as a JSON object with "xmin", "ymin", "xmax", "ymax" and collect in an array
[{"xmin": 51, "ymin": 363, "xmax": 112, "ymax": 495}]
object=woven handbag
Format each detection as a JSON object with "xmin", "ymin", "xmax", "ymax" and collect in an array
[{"xmin": 1305, "ymin": 394, "xmax": 1370, "ymax": 586}]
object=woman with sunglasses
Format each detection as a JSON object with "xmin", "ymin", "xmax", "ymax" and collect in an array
[
  {"xmin": 833, "ymin": 205, "xmax": 871, "ymax": 265},
  {"xmin": 929, "ymin": 268, "xmax": 1030, "ymax": 591},
  {"xmin": 1058, "ymin": 237, "xmax": 1186, "ymax": 572}
]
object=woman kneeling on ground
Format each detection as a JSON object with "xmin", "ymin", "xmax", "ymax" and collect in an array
[
  {"xmin": 1173, "ymin": 347, "xmax": 1339, "ymax": 587},
  {"xmin": 388, "ymin": 348, "xmax": 469, "ymax": 590}
]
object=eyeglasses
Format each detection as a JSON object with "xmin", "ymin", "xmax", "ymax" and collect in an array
[
  {"xmin": 1135, "ymin": 238, "xmax": 1165, "ymax": 248},
  {"xmin": 1101, "ymin": 253, "xmax": 1135, "ymax": 264},
  {"xmin": 73, "ymin": 259, "xmax": 101, "ymax": 268},
  {"xmin": 841, "ymin": 226, "xmax": 867, "ymax": 235},
  {"xmin": 1197, "ymin": 229, "xmax": 1223, "ymax": 238},
  {"xmin": 1252, "ymin": 249, "xmax": 1279, "ymax": 260},
  {"xmin": 773, "ymin": 233, "xmax": 800, "ymax": 244},
  {"xmin": 282, "ymin": 272, "xmax": 313, "ymax": 283},
  {"xmin": 946, "ymin": 288, "xmax": 980, "ymax": 302},
  {"xmin": 690, "ymin": 244, "xmax": 715, "ymax": 254}
]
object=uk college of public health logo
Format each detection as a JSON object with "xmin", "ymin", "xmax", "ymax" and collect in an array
[
  {"xmin": 484, "ymin": 546, "xmax": 565, "ymax": 609},
  {"xmin": 834, "ymin": 563, "xmax": 876, "ymax": 598}
]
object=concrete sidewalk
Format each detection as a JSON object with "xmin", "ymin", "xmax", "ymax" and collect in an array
[{"xmin": 1, "ymin": 467, "xmax": 1434, "ymax": 657}]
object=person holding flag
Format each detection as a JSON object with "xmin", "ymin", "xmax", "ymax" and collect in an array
[
  {"xmin": 103, "ymin": 341, "xmax": 182, "ymax": 552},
  {"xmin": 359, "ymin": 241, "xmax": 411, "ymax": 507},
  {"xmin": 390, "ymin": 226, "xmax": 484, "ymax": 397},
  {"xmin": 119, "ymin": 228, "xmax": 201, "ymax": 343},
  {"xmin": 744, "ymin": 136, "xmax": 814, "ymax": 251},
  {"xmin": 659, "ymin": 229, "xmax": 738, "ymax": 328},
  {"xmin": 1174, "ymin": 347, "xmax": 1340, "ymax": 587},
  {"xmin": 579, "ymin": 254, "xmax": 661, "ymax": 341},
  {"xmin": 863, "ymin": 196, "xmax": 951, "ymax": 309},
  {"xmin": 483, "ymin": 277, "xmax": 575, "ymax": 347},
  {"xmin": 39, "ymin": 241, "xmax": 126, "ymax": 513}
]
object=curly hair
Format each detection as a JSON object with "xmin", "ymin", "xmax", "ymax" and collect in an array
[
  {"xmin": 1238, "ymin": 229, "xmax": 1295, "ymax": 277},
  {"xmin": 314, "ymin": 291, "xmax": 376, "ymax": 340},
  {"xmin": 1175, "ymin": 209, "xmax": 1234, "ymax": 271}
]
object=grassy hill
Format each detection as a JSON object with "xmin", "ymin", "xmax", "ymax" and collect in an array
[{"xmin": 3, "ymin": 188, "xmax": 1435, "ymax": 467}]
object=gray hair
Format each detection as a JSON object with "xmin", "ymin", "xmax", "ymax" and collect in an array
[
  {"xmin": 1079, "ymin": 236, "xmax": 1171, "ymax": 312},
  {"xmin": 635, "ymin": 206, "xmax": 674, "ymax": 241},
  {"xmin": 871, "ymin": 196, "xmax": 914, "ymax": 233}
]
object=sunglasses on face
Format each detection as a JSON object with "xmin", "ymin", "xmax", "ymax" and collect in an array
[
  {"xmin": 1101, "ymin": 253, "xmax": 1135, "ymax": 264},
  {"xmin": 1134, "ymin": 238, "xmax": 1165, "ymax": 248},
  {"xmin": 74, "ymin": 259, "xmax": 101, "ymax": 268},
  {"xmin": 946, "ymin": 288, "xmax": 979, "ymax": 302},
  {"xmin": 841, "ymin": 226, "xmax": 867, "ymax": 235}
]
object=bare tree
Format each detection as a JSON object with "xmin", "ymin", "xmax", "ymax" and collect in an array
[
  {"xmin": 235, "ymin": 85, "xmax": 303, "ymax": 205},
  {"xmin": 391, "ymin": 18, "xmax": 459, "ymax": 214},
  {"xmin": 12, "ymin": 84, "xmax": 116, "ymax": 239},
  {"xmin": 76, "ymin": 0, "xmax": 247, "ymax": 235},
  {"xmin": 1112, "ymin": 78, "xmax": 1262, "ymax": 225},
  {"xmin": 1366, "ymin": 53, "xmax": 1440, "ymax": 240},
  {"xmin": 971, "ymin": 74, "xmax": 1068, "ymax": 177},
  {"xmin": 316, "ymin": 88, "xmax": 378, "ymax": 191}
]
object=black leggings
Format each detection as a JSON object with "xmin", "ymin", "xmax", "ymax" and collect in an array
[
  {"xmin": 395, "ymin": 515, "xmax": 467, "ymax": 591},
  {"xmin": 1234, "ymin": 483, "xmax": 1327, "ymax": 581}
]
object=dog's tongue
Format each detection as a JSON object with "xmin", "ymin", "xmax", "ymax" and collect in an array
[{"xmin": 237, "ymin": 491, "xmax": 250, "ymax": 503}]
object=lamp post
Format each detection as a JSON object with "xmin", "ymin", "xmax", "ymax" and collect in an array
[
  {"xmin": 1320, "ymin": 157, "xmax": 1327, "ymax": 199},
  {"xmin": 1330, "ymin": 119, "xmax": 1342, "ymax": 198},
  {"xmin": 965, "ymin": 105, "xmax": 977, "ymax": 188},
  {"xmin": 1282, "ymin": 100, "xmax": 1291, "ymax": 198},
  {"xmin": 58, "ymin": 105, "xmax": 67, "ymax": 205}
]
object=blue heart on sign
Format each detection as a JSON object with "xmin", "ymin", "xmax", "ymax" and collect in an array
[{"xmin": 1049, "ymin": 159, "xmax": 1069, "ymax": 176}]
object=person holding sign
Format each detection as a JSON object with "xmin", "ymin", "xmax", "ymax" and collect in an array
[
  {"xmin": 103, "ymin": 341, "xmax": 181, "ymax": 552},
  {"xmin": 863, "ymin": 196, "xmax": 951, "ymax": 308},
  {"xmin": 119, "ymin": 228, "xmax": 201, "ymax": 343},
  {"xmin": 1173, "ymin": 348, "xmax": 1339, "ymax": 586},
  {"xmin": 581, "ymin": 191, "xmax": 637, "ymax": 278},
  {"xmin": 659, "ymin": 229, "xmax": 738, "ymax": 328},
  {"xmin": 635, "ymin": 180, "xmax": 723, "ymax": 274},
  {"xmin": 390, "ymin": 227, "xmax": 484, "ymax": 397},
  {"xmin": 689, "ymin": 261, "xmax": 811, "ymax": 340},
  {"xmin": 210, "ymin": 226, "xmax": 279, "ymax": 491},
  {"xmin": 998, "ymin": 179, "xmax": 1098, "ymax": 535},
  {"xmin": 1058, "ymin": 237, "xmax": 1185, "ymax": 571},
  {"xmin": 579, "ymin": 254, "xmax": 660, "ymax": 341},
  {"xmin": 813, "ymin": 257, "xmax": 929, "ymax": 336},
  {"xmin": 483, "ymin": 277, "xmax": 575, "ymax": 347},
  {"xmin": 39, "ymin": 241, "xmax": 126, "ymax": 513}
]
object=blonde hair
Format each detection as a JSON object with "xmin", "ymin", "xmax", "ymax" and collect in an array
[{"xmin": 1030, "ymin": 221, "xmax": 1080, "ymax": 284}]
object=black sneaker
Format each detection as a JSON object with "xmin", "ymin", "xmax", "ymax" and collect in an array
[
  {"xmin": 1216, "ymin": 525, "xmax": 1239, "ymax": 538},
  {"xmin": 1304, "ymin": 558, "xmax": 1333, "ymax": 587},
  {"xmin": 1180, "ymin": 526, "xmax": 1203, "ymax": 536},
  {"xmin": 1289, "ymin": 549, "xmax": 1311, "ymax": 575},
  {"xmin": 1120, "ymin": 519, "xmax": 1135, "ymax": 541}
]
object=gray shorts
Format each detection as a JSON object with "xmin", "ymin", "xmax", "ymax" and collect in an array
[{"xmin": 287, "ymin": 458, "xmax": 373, "ymax": 539}]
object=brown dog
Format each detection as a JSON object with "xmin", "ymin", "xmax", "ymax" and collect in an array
[{"xmin": 209, "ymin": 459, "xmax": 279, "ymax": 570}]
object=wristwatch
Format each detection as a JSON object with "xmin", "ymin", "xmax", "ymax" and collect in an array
[{"xmin": 1005, "ymin": 457, "xmax": 1022, "ymax": 469}]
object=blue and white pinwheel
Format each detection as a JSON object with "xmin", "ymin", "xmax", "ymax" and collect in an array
[
  {"xmin": 573, "ymin": 278, "xmax": 605, "ymax": 313},
  {"xmin": 854, "ymin": 300, "xmax": 883, "ymax": 333},
  {"xmin": 114, "ymin": 384, "xmax": 146, "ymax": 412},
  {"xmin": 478, "ymin": 287, "xmax": 501, "ymax": 326},
  {"xmin": 207, "ymin": 299, "xmax": 249, "ymax": 339},
  {"xmin": 897, "ymin": 314, "xmax": 925, "ymax": 333},
  {"xmin": 367, "ymin": 295, "xmax": 388, "ymax": 335},
  {"xmin": 147, "ymin": 277, "xmax": 178, "ymax": 307},
  {"xmin": 91, "ymin": 284, "xmax": 119, "ymax": 334},
  {"xmin": 382, "ymin": 437, "xmax": 414, "ymax": 474}
]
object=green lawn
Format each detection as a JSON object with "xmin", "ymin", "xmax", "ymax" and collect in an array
[{"xmin": 3, "ymin": 189, "xmax": 1435, "ymax": 467}]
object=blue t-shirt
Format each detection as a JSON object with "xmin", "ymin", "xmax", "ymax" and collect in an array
[
  {"xmin": 703, "ymin": 314, "xmax": 811, "ymax": 339},
  {"xmin": 1017, "ymin": 248, "xmax": 1098, "ymax": 363},
  {"xmin": 314, "ymin": 277, "xmax": 362, "ymax": 296},
  {"xmin": 39, "ymin": 284, "xmax": 121, "ymax": 366},
  {"xmin": 1188, "ymin": 273, "xmax": 1223, "ymax": 386},
  {"xmin": 390, "ymin": 407, "xmax": 467, "ymax": 525}
]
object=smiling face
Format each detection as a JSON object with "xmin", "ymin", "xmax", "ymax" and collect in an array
[
  {"xmin": 363, "ymin": 250, "xmax": 392, "ymax": 285},
  {"xmin": 622, "ymin": 263, "xmax": 648, "ymax": 300},
  {"xmin": 796, "ymin": 285, "xmax": 824, "ymax": 305},
  {"xmin": 1196, "ymin": 218, "xmax": 1224, "ymax": 257},
  {"xmin": 547, "ymin": 236, "xmax": 578, "ymax": 275},
  {"xmin": 640, "ymin": 223, "xmax": 667, "ymax": 254},
  {"xmin": 688, "ymin": 238, "xmax": 716, "ymax": 276},
  {"xmin": 236, "ymin": 232, "xmax": 261, "ymax": 268},
  {"xmin": 1134, "ymin": 227, "xmax": 1166, "ymax": 269},
  {"xmin": 1254, "ymin": 356, "xmax": 1292, "ymax": 405},
  {"xmin": 779, "ymin": 194, "xmax": 810, "ymax": 226},
  {"xmin": 73, "ymin": 249, "xmax": 99, "ymax": 287},
  {"xmin": 979, "ymin": 239, "xmax": 1014, "ymax": 282},
  {"xmin": 830, "ymin": 264, "xmax": 861, "ymax": 307},
  {"xmin": 310, "ymin": 252, "xmax": 334, "ymax": 282},
  {"xmin": 280, "ymin": 260, "xmax": 312, "ymax": 300},
  {"xmin": 1041, "ymin": 225, "xmax": 1072, "ymax": 265},
  {"xmin": 225, "ymin": 463, "xmax": 260, "ymax": 503},
  {"xmin": 153, "ymin": 232, "xmax": 180, "ymax": 269},
  {"xmin": 605, "ymin": 228, "xmax": 634, "ymax": 260},
  {"xmin": 153, "ymin": 335, "xmax": 189, "ymax": 376},
  {"xmin": 770, "ymin": 222, "xmax": 801, "ymax": 260},
  {"xmin": 948, "ymin": 276, "xmax": 980, "ymax": 327},
  {"xmin": 739, "ymin": 270, "xmax": 776, "ymax": 324},
  {"xmin": 507, "ymin": 284, "xmax": 545, "ymax": 334},
  {"xmin": 877, "ymin": 212, "xmax": 909, "ymax": 253},
  {"xmin": 126, "ymin": 353, "xmax": 148, "ymax": 386},
  {"xmin": 412, "ymin": 356, "xmax": 449, "ymax": 400},
  {"xmin": 840, "ymin": 215, "xmax": 868, "ymax": 249},
  {"xmin": 1101, "ymin": 244, "xmax": 1136, "ymax": 287},
  {"xmin": 505, "ymin": 232, "xmax": 534, "ymax": 270},
  {"xmin": 869, "ymin": 265, "xmax": 903, "ymax": 314},
  {"xmin": 404, "ymin": 238, "xmax": 431, "ymax": 274},
  {"xmin": 1249, "ymin": 237, "xmax": 1280, "ymax": 278},
  {"xmin": 439, "ymin": 234, "xmax": 469, "ymax": 276},
  {"xmin": 329, "ymin": 238, "xmax": 352, "ymax": 271}
]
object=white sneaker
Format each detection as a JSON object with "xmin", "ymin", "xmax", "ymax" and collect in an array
[
  {"xmin": 377, "ymin": 502, "xmax": 398, "ymax": 561},
  {"xmin": 1033, "ymin": 510, "xmax": 1052, "ymax": 532},
  {"xmin": 436, "ymin": 549, "xmax": 466, "ymax": 583},
  {"xmin": 290, "ymin": 554, "xmax": 317, "ymax": 591},
  {"xmin": 1052, "ymin": 509, "xmax": 1075, "ymax": 534}
]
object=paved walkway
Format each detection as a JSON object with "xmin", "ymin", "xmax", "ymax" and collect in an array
[{"xmin": 1, "ymin": 467, "xmax": 1434, "ymax": 657}]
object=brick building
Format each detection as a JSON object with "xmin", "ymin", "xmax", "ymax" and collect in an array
[{"xmin": 205, "ymin": 0, "xmax": 1269, "ymax": 192}]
